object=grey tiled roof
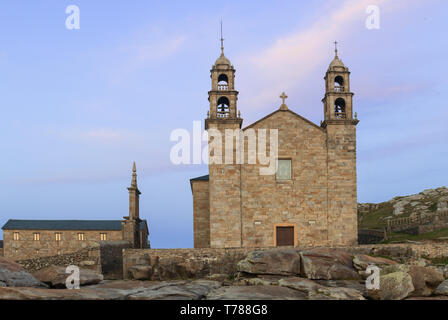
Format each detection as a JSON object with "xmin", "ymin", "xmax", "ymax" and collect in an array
[
  {"xmin": 190, "ymin": 175, "xmax": 209, "ymax": 181},
  {"xmin": 2, "ymin": 219, "xmax": 148, "ymax": 231}
]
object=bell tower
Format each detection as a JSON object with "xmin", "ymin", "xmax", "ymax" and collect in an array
[
  {"xmin": 205, "ymin": 27, "xmax": 243, "ymax": 248},
  {"xmin": 205, "ymin": 25, "xmax": 242, "ymax": 129},
  {"xmin": 321, "ymin": 42, "xmax": 359, "ymax": 246},
  {"xmin": 322, "ymin": 41, "xmax": 356, "ymax": 123}
]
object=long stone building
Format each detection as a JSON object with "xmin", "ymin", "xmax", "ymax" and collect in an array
[
  {"xmin": 1, "ymin": 163, "xmax": 149, "ymax": 260},
  {"xmin": 191, "ymin": 43, "xmax": 359, "ymax": 248}
]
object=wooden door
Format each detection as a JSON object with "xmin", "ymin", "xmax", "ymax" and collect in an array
[{"xmin": 276, "ymin": 226, "xmax": 294, "ymax": 246}]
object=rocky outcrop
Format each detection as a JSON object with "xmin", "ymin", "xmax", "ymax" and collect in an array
[
  {"xmin": 33, "ymin": 265, "xmax": 103, "ymax": 288},
  {"xmin": 0, "ymin": 257, "xmax": 46, "ymax": 288},
  {"xmin": 0, "ymin": 280, "xmax": 221, "ymax": 300},
  {"xmin": 237, "ymin": 249, "xmax": 300, "ymax": 276},
  {"xmin": 300, "ymin": 248, "xmax": 361, "ymax": 280},
  {"xmin": 206, "ymin": 285, "xmax": 307, "ymax": 300}
]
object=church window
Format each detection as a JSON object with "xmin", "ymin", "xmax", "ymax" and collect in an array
[
  {"xmin": 13, "ymin": 232, "xmax": 19, "ymax": 241},
  {"xmin": 217, "ymin": 96, "xmax": 230, "ymax": 118},
  {"xmin": 334, "ymin": 76, "xmax": 344, "ymax": 92},
  {"xmin": 78, "ymin": 233, "xmax": 85, "ymax": 241},
  {"xmin": 100, "ymin": 233, "xmax": 107, "ymax": 241},
  {"xmin": 217, "ymin": 74, "xmax": 229, "ymax": 90},
  {"xmin": 334, "ymin": 98, "xmax": 346, "ymax": 119},
  {"xmin": 36, "ymin": 249, "xmax": 39, "ymax": 255},
  {"xmin": 55, "ymin": 233, "xmax": 62, "ymax": 241},
  {"xmin": 57, "ymin": 250, "xmax": 61, "ymax": 255},
  {"xmin": 33, "ymin": 233, "xmax": 40, "ymax": 241},
  {"xmin": 276, "ymin": 159, "xmax": 292, "ymax": 180}
]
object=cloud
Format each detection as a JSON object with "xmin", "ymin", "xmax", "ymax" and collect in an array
[{"xmin": 236, "ymin": 0, "xmax": 416, "ymax": 111}]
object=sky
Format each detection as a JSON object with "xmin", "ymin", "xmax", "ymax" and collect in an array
[{"xmin": 0, "ymin": 0, "xmax": 446, "ymax": 247}]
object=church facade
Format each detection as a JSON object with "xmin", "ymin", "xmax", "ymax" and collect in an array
[
  {"xmin": 191, "ymin": 45, "xmax": 359, "ymax": 248},
  {"xmin": 2, "ymin": 163, "xmax": 149, "ymax": 260}
]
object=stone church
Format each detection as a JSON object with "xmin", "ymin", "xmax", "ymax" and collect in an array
[
  {"xmin": 1, "ymin": 163, "xmax": 149, "ymax": 260},
  {"xmin": 191, "ymin": 43, "xmax": 359, "ymax": 248}
]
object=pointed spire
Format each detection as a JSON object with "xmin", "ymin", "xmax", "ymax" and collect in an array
[
  {"xmin": 220, "ymin": 20, "xmax": 225, "ymax": 55},
  {"xmin": 334, "ymin": 40, "xmax": 338, "ymax": 58},
  {"xmin": 131, "ymin": 161, "xmax": 137, "ymax": 188}
]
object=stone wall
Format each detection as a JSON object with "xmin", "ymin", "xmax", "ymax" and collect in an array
[
  {"xmin": 3, "ymin": 229, "xmax": 122, "ymax": 260},
  {"xmin": 358, "ymin": 229, "xmax": 386, "ymax": 244},
  {"xmin": 123, "ymin": 247, "xmax": 264, "ymax": 280},
  {"xmin": 192, "ymin": 180, "xmax": 210, "ymax": 248},
  {"xmin": 16, "ymin": 247, "xmax": 101, "ymax": 273},
  {"xmin": 197, "ymin": 109, "xmax": 358, "ymax": 249},
  {"xmin": 240, "ymin": 111, "xmax": 330, "ymax": 247}
]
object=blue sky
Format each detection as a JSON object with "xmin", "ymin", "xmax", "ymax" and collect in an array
[{"xmin": 0, "ymin": 0, "xmax": 446, "ymax": 247}]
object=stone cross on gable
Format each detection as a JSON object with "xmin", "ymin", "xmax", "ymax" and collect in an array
[
  {"xmin": 279, "ymin": 92, "xmax": 288, "ymax": 110},
  {"xmin": 280, "ymin": 92, "xmax": 288, "ymax": 104}
]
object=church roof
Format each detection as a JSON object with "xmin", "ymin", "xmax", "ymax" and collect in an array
[
  {"xmin": 243, "ymin": 108, "xmax": 324, "ymax": 132},
  {"xmin": 1, "ymin": 219, "xmax": 147, "ymax": 231},
  {"xmin": 190, "ymin": 175, "xmax": 209, "ymax": 181}
]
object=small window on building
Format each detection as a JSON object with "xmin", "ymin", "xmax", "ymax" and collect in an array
[
  {"xmin": 276, "ymin": 159, "xmax": 292, "ymax": 180},
  {"xmin": 15, "ymin": 249, "xmax": 18, "ymax": 254},
  {"xmin": 35, "ymin": 249, "xmax": 39, "ymax": 255},
  {"xmin": 33, "ymin": 233, "xmax": 40, "ymax": 241},
  {"xmin": 13, "ymin": 232, "xmax": 19, "ymax": 241},
  {"xmin": 100, "ymin": 233, "xmax": 107, "ymax": 241},
  {"xmin": 55, "ymin": 233, "xmax": 62, "ymax": 241},
  {"xmin": 57, "ymin": 250, "xmax": 61, "ymax": 256},
  {"xmin": 78, "ymin": 233, "xmax": 85, "ymax": 241}
]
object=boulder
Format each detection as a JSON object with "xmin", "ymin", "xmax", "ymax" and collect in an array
[
  {"xmin": 33, "ymin": 265, "xmax": 103, "ymax": 288},
  {"xmin": 367, "ymin": 271, "xmax": 414, "ymax": 300},
  {"xmin": 407, "ymin": 266, "xmax": 444, "ymax": 296},
  {"xmin": 206, "ymin": 285, "xmax": 307, "ymax": 300},
  {"xmin": 0, "ymin": 256, "xmax": 46, "ymax": 288},
  {"xmin": 299, "ymin": 248, "xmax": 361, "ymax": 280},
  {"xmin": 435, "ymin": 280, "xmax": 448, "ymax": 296},
  {"xmin": 353, "ymin": 254, "xmax": 397, "ymax": 272},
  {"xmin": 381, "ymin": 264, "xmax": 444, "ymax": 297},
  {"xmin": 237, "ymin": 249, "xmax": 300, "ymax": 276}
]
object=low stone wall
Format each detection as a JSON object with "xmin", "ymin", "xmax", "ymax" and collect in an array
[
  {"xmin": 123, "ymin": 243, "xmax": 448, "ymax": 280},
  {"xmin": 123, "ymin": 247, "xmax": 271, "ymax": 280},
  {"xmin": 17, "ymin": 247, "xmax": 101, "ymax": 273},
  {"xmin": 358, "ymin": 229, "xmax": 386, "ymax": 244}
]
